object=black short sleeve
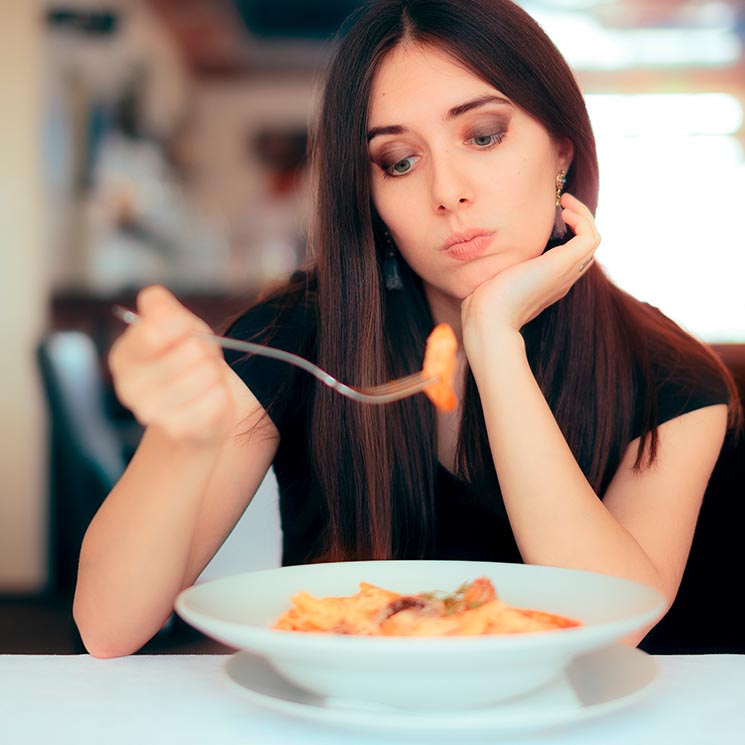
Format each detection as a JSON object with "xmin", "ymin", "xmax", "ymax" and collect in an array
[
  {"xmin": 655, "ymin": 367, "xmax": 730, "ymax": 427},
  {"xmin": 630, "ymin": 310, "xmax": 731, "ymax": 441}
]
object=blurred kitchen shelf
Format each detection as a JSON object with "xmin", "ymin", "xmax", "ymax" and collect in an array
[{"xmin": 51, "ymin": 288, "xmax": 259, "ymax": 335}]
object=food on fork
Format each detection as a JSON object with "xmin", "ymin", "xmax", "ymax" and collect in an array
[
  {"xmin": 273, "ymin": 577, "xmax": 581, "ymax": 636},
  {"xmin": 422, "ymin": 323, "xmax": 458, "ymax": 412}
]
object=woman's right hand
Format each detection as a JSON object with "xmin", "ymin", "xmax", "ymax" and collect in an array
[{"xmin": 108, "ymin": 285, "xmax": 235, "ymax": 448}]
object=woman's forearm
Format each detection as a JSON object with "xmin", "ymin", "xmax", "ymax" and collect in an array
[
  {"xmin": 470, "ymin": 329, "xmax": 665, "ymax": 595},
  {"xmin": 73, "ymin": 427, "xmax": 224, "ymax": 657}
]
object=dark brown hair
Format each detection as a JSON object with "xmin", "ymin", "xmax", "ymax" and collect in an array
[{"xmin": 254, "ymin": 0, "xmax": 741, "ymax": 562}]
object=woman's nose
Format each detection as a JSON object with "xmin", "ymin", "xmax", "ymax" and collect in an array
[{"xmin": 429, "ymin": 155, "xmax": 474, "ymax": 213}]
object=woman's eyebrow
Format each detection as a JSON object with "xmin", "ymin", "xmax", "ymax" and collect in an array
[
  {"xmin": 367, "ymin": 124, "xmax": 406, "ymax": 142},
  {"xmin": 367, "ymin": 95, "xmax": 512, "ymax": 142},
  {"xmin": 447, "ymin": 94, "xmax": 512, "ymax": 119}
]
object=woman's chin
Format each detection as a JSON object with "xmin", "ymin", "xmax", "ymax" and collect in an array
[
  {"xmin": 423, "ymin": 255, "xmax": 520, "ymax": 305},
  {"xmin": 458, "ymin": 257, "xmax": 516, "ymax": 294}
]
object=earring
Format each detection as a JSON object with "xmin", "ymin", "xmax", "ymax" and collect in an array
[
  {"xmin": 551, "ymin": 169, "xmax": 567, "ymax": 239},
  {"xmin": 382, "ymin": 231, "xmax": 404, "ymax": 291}
]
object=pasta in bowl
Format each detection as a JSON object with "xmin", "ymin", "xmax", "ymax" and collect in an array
[
  {"xmin": 273, "ymin": 577, "xmax": 581, "ymax": 636},
  {"xmin": 175, "ymin": 560, "xmax": 664, "ymax": 711}
]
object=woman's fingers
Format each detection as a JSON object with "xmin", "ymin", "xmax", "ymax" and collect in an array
[
  {"xmin": 108, "ymin": 285, "xmax": 234, "ymax": 445},
  {"xmin": 128, "ymin": 286, "xmax": 215, "ymax": 360},
  {"xmin": 123, "ymin": 350, "xmax": 222, "ymax": 418},
  {"xmin": 462, "ymin": 192, "xmax": 603, "ymax": 337},
  {"xmin": 115, "ymin": 336, "xmax": 216, "ymax": 399},
  {"xmin": 561, "ymin": 193, "xmax": 601, "ymax": 241},
  {"xmin": 560, "ymin": 192, "xmax": 596, "ymax": 224},
  {"xmin": 135, "ymin": 358, "xmax": 228, "ymax": 428},
  {"xmin": 557, "ymin": 194, "xmax": 601, "ymax": 274}
]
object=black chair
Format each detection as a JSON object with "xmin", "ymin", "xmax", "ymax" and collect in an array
[
  {"xmin": 640, "ymin": 345, "xmax": 745, "ymax": 654},
  {"xmin": 36, "ymin": 331, "xmax": 195, "ymax": 652},
  {"xmin": 37, "ymin": 331, "xmax": 131, "ymax": 595}
]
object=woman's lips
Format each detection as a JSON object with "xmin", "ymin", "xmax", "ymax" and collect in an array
[{"xmin": 442, "ymin": 232, "xmax": 494, "ymax": 262}]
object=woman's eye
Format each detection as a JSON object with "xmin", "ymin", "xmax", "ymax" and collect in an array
[
  {"xmin": 384, "ymin": 156, "xmax": 418, "ymax": 177},
  {"xmin": 469, "ymin": 133, "xmax": 504, "ymax": 148}
]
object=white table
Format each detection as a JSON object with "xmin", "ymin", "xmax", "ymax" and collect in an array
[{"xmin": 1, "ymin": 654, "xmax": 744, "ymax": 744}]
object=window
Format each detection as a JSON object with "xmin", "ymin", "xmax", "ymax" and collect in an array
[{"xmin": 587, "ymin": 93, "xmax": 745, "ymax": 342}]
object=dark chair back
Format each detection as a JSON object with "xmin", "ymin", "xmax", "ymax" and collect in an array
[
  {"xmin": 37, "ymin": 331, "xmax": 127, "ymax": 594},
  {"xmin": 641, "ymin": 344, "xmax": 745, "ymax": 654}
]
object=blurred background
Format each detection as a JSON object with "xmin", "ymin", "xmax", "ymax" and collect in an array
[{"xmin": 1, "ymin": 0, "xmax": 744, "ymax": 653}]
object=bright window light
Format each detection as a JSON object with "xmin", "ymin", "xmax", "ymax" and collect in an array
[
  {"xmin": 585, "ymin": 93, "xmax": 743, "ymax": 137},
  {"xmin": 525, "ymin": 8, "xmax": 740, "ymax": 69},
  {"xmin": 587, "ymin": 94, "xmax": 745, "ymax": 342}
]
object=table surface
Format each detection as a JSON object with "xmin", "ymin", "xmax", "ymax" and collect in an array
[{"xmin": 2, "ymin": 653, "xmax": 744, "ymax": 745}]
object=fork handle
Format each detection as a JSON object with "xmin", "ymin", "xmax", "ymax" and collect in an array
[
  {"xmin": 196, "ymin": 333, "xmax": 339, "ymax": 388},
  {"xmin": 112, "ymin": 305, "xmax": 338, "ymax": 388}
]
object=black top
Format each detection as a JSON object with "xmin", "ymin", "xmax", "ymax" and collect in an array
[{"xmin": 224, "ymin": 293, "xmax": 730, "ymax": 568}]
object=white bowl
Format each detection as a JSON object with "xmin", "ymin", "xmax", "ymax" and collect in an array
[{"xmin": 175, "ymin": 560, "xmax": 664, "ymax": 711}]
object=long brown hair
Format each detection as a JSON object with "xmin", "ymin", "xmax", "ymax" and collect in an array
[{"xmin": 259, "ymin": 0, "xmax": 741, "ymax": 562}]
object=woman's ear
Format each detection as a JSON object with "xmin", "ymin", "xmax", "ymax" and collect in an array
[{"xmin": 556, "ymin": 137, "xmax": 575, "ymax": 172}]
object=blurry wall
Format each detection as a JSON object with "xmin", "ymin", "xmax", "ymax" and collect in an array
[
  {"xmin": 188, "ymin": 78, "xmax": 314, "ymax": 289},
  {"xmin": 0, "ymin": 1, "xmax": 48, "ymax": 592}
]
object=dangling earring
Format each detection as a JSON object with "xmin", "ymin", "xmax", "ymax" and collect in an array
[
  {"xmin": 382, "ymin": 230, "xmax": 404, "ymax": 291},
  {"xmin": 551, "ymin": 169, "xmax": 567, "ymax": 239}
]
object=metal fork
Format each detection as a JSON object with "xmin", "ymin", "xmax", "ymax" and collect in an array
[{"xmin": 112, "ymin": 306, "xmax": 438, "ymax": 405}]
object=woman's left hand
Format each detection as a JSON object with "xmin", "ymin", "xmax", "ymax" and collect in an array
[{"xmin": 461, "ymin": 192, "xmax": 600, "ymax": 350}]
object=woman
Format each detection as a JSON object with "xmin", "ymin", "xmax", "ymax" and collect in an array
[{"xmin": 73, "ymin": 0, "xmax": 739, "ymax": 658}]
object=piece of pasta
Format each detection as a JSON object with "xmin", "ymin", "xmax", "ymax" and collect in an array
[{"xmin": 422, "ymin": 323, "xmax": 458, "ymax": 411}]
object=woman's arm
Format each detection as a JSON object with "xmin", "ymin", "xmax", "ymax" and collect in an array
[
  {"xmin": 73, "ymin": 286, "xmax": 280, "ymax": 658},
  {"xmin": 73, "ymin": 369, "xmax": 278, "ymax": 659},
  {"xmin": 461, "ymin": 194, "xmax": 727, "ymax": 643},
  {"xmin": 469, "ymin": 326, "xmax": 726, "ymax": 606}
]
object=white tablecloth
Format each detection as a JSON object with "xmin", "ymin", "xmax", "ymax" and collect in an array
[{"xmin": 1, "ymin": 654, "xmax": 744, "ymax": 744}]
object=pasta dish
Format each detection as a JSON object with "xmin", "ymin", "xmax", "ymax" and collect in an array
[{"xmin": 273, "ymin": 577, "xmax": 581, "ymax": 636}]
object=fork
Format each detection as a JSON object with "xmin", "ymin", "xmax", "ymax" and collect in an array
[{"xmin": 112, "ymin": 306, "xmax": 438, "ymax": 405}]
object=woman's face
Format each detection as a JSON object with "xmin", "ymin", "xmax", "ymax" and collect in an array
[{"xmin": 368, "ymin": 43, "xmax": 573, "ymax": 304}]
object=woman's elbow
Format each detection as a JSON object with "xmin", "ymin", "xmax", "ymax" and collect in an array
[
  {"xmin": 75, "ymin": 622, "xmax": 141, "ymax": 658},
  {"xmin": 81, "ymin": 636, "xmax": 135, "ymax": 659},
  {"xmin": 72, "ymin": 595, "xmax": 144, "ymax": 659}
]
